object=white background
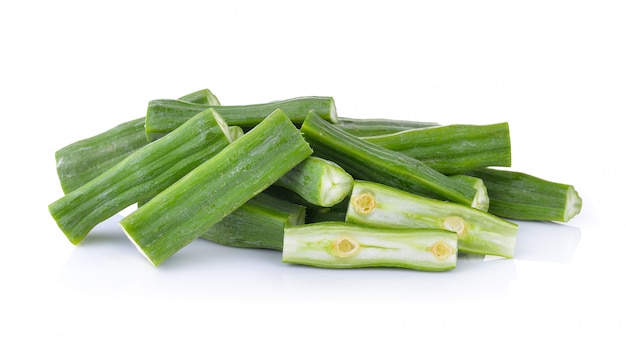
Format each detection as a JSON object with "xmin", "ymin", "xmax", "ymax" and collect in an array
[{"xmin": 1, "ymin": 0, "xmax": 624, "ymax": 347}]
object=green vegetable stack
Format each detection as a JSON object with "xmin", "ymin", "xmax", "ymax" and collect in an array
[{"xmin": 48, "ymin": 88, "xmax": 583, "ymax": 271}]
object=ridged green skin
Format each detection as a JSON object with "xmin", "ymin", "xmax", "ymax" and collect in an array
[
  {"xmin": 274, "ymin": 156, "xmax": 354, "ymax": 207},
  {"xmin": 300, "ymin": 112, "xmax": 479, "ymax": 208},
  {"xmin": 336, "ymin": 117, "xmax": 438, "ymax": 137},
  {"xmin": 120, "ymin": 109, "xmax": 313, "ymax": 266},
  {"xmin": 363, "ymin": 123, "xmax": 511, "ymax": 175},
  {"xmin": 135, "ymin": 124, "xmax": 245, "ymax": 208},
  {"xmin": 346, "ymin": 181, "xmax": 518, "ymax": 258},
  {"xmin": 201, "ymin": 193, "xmax": 305, "ymax": 250},
  {"xmin": 48, "ymin": 109, "xmax": 232, "ymax": 245},
  {"xmin": 54, "ymin": 88, "xmax": 220, "ymax": 193},
  {"xmin": 145, "ymin": 96, "xmax": 338, "ymax": 141},
  {"xmin": 55, "ymin": 118, "xmax": 149, "ymax": 193},
  {"xmin": 465, "ymin": 168, "xmax": 583, "ymax": 222},
  {"xmin": 282, "ymin": 222, "xmax": 458, "ymax": 271}
]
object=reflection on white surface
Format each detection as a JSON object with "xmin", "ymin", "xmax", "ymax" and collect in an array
[
  {"xmin": 279, "ymin": 254, "xmax": 517, "ymax": 303},
  {"xmin": 61, "ymin": 215, "xmax": 582, "ymax": 303},
  {"xmin": 513, "ymin": 220, "xmax": 581, "ymax": 263}
]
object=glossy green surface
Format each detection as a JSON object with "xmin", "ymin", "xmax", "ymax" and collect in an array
[
  {"xmin": 49, "ymin": 109, "xmax": 232, "ymax": 245},
  {"xmin": 465, "ymin": 168, "xmax": 583, "ymax": 222},
  {"xmin": 120, "ymin": 109, "xmax": 313, "ymax": 266},
  {"xmin": 54, "ymin": 88, "xmax": 220, "ymax": 193},
  {"xmin": 145, "ymin": 96, "xmax": 337, "ymax": 140},
  {"xmin": 201, "ymin": 193, "xmax": 305, "ymax": 251},
  {"xmin": 363, "ymin": 123, "xmax": 511, "ymax": 175},
  {"xmin": 300, "ymin": 112, "xmax": 479, "ymax": 208},
  {"xmin": 336, "ymin": 117, "xmax": 438, "ymax": 136}
]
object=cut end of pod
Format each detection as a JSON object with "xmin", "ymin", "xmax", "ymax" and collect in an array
[
  {"xmin": 119, "ymin": 222, "xmax": 158, "ymax": 266},
  {"xmin": 320, "ymin": 164, "xmax": 354, "ymax": 207},
  {"xmin": 228, "ymin": 126, "xmax": 244, "ymax": 141},
  {"xmin": 210, "ymin": 109, "xmax": 234, "ymax": 143},
  {"xmin": 328, "ymin": 97, "xmax": 338, "ymax": 123},
  {"xmin": 471, "ymin": 179, "xmax": 490, "ymax": 212},
  {"xmin": 563, "ymin": 186, "xmax": 583, "ymax": 222}
]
